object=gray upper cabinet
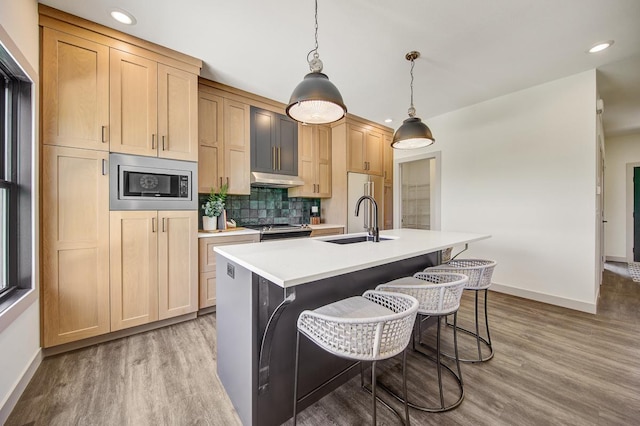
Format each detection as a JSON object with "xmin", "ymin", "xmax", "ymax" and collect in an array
[{"xmin": 250, "ymin": 106, "xmax": 298, "ymax": 176}]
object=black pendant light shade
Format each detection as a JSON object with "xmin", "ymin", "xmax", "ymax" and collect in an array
[
  {"xmin": 391, "ymin": 51, "xmax": 435, "ymax": 149},
  {"xmin": 391, "ymin": 117, "xmax": 435, "ymax": 149},
  {"xmin": 286, "ymin": 72, "xmax": 347, "ymax": 124},
  {"xmin": 286, "ymin": 0, "xmax": 347, "ymax": 125}
]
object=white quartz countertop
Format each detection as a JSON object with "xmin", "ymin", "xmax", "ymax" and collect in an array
[
  {"xmin": 214, "ymin": 229, "xmax": 490, "ymax": 288},
  {"xmin": 308, "ymin": 224, "xmax": 345, "ymax": 230},
  {"xmin": 198, "ymin": 228, "xmax": 260, "ymax": 238}
]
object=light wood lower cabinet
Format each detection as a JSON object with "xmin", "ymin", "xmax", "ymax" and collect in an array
[
  {"xmin": 110, "ymin": 210, "xmax": 198, "ymax": 331},
  {"xmin": 42, "ymin": 146, "xmax": 111, "ymax": 347},
  {"xmin": 309, "ymin": 226, "xmax": 345, "ymax": 237},
  {"xmin": 198, "ymin": 234, "xmax": 259, "ymax": 308}
]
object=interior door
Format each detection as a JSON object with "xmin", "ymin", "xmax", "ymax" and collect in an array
[{"xmin": 634, "ymin": 167, "xmax": 640, "ymax": 261}]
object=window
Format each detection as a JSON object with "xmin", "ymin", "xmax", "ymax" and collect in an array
[{"xmin": 0, "ymin": 40, "xmax": 33, "ymax": 311}]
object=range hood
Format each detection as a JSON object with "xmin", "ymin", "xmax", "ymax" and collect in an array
[{"xmin": 250, "ymin": 172, "xmax": 305, "ymax": 188}]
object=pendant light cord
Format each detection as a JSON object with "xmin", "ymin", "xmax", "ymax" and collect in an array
[
  {"xmin": 307, "ymin": 0, "xmax": 320, "ymax": 64},
  {"xmin": 408, "ymin": 57, "xmax": 416, "ymax": 117}
]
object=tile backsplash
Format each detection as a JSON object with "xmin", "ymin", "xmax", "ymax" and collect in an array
[{"xmin": 199, "ymin": 187, "xmax": 319, "ymax": 226}]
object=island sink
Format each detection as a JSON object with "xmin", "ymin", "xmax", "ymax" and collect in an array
[{"xmin": 321, "ymin": 236, "xmax": 393, "ymax": 244}]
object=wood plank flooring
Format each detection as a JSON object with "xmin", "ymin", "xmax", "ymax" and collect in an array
[{"xmin": 7, "ymin": 262, "xmax": 640, "ymax": 425}]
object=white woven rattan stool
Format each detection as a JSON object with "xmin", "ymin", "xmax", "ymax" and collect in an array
[
  {"xmin": 376, "ymin": 272, "xmax": 468, "ymax": 412},
  {"xmin": 293, "ymin": 290, "xmax": 419, "ymax": 426},
  {"xmin": 425, "ymin": 259, "xmax": 497, "ymax": 363}
]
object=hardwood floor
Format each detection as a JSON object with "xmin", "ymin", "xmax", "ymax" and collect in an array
[{"xmin": 7, "ymin": 262, "xmax": 640, "ymax": 425}]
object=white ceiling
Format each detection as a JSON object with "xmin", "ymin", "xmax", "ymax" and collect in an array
[{"xmin": 39, "ymin": 0, "xmax": 640, "ymax": 137}]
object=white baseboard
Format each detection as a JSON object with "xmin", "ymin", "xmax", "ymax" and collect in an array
[
  {"xmin": 490, "ymin": 283, "xmax": 597, "ymax": 314},
  {"xmin": 0, "ymin": 348, "xmax": 42, "ymax": 425},
  {"xmin": 606, "ymin": 256, "xmax": 628, "ymax": 263}
]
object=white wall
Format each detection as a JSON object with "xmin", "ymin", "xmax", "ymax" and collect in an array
[
  {"xmin": 395, "ymin": 70, "xmax": 599, "ymax": 312},
  {"xmin": 604, "ymin": 132, "xmax": 640, "ymax": 261},
  {"xmin": 0, "ymin": 0, "xmax": 40, "ymax": 423}
]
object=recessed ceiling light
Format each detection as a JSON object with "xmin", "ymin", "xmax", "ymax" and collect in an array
[
  {"xmin": 384, "ymin": 118, "xmax": 393, "ymax": 123},
  {"xmin": 110, "ymin": 8, "xmax": 136, "ymax": 25},
  {"xmin": 588, "ymin": 40, "xmax": 614, "ymax": 53}
]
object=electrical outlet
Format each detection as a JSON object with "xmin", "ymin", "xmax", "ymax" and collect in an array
[{"xmin": 227, "ymin": 263, "xmax": 235, "ymax": 279}]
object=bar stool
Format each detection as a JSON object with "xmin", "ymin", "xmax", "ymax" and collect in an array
[
  {"xmin": 293, "ymin": 290, "xmax": 419, "ymax": 425},
  {"xmin": 376, "ymin": 272, "xmax": 468, "ymax": 412},
  {"xmin": 425, "ymin": 259, "xmax": 497, "ymax": 363}
]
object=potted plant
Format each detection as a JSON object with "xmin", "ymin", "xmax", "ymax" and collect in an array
[{"xmin": 202, "ymin": 183, "xmax": 228, "ymax": 231}]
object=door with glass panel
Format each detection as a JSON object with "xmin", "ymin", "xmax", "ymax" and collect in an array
[{"xmin": 400, "ymin": 158, "xmax": 434, "ymax": 230}]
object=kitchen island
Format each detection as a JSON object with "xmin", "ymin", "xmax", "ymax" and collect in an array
[{"xmin": 214, "ymin": 229, "xmax": 490, "ymax": 426}]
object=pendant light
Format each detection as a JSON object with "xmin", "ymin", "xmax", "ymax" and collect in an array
[
  {"xmin": 391, "ymin": 51, "xmax": 435, "ymax": 149},
  {"xmin": 286, "ymin": 0, "xmax": 347, "ymax": 125}
]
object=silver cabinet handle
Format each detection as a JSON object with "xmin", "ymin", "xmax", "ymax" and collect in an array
[
  {"xmin": 101, "ymin": 159, "xmax": 108, "ymax": 175},
  {"xmin": 152, "ymin": 217, "xmax": 156, "ymax": 233},
  {"xmin": 152, "ymin": 134, "xmax": 156, "ymax": 150},
  {"xmin": 162, "ymin": 135, "xmax": 166, "ymax": 151},
  {"xmin": 272, "ymin": 146, "xmax": 276, "ymax": 170},
  {"xmin": 220, "ymin": 177, "xmax": 223, "ymax": 188},
  {"xmin": 278, "ymin": 147, "xmax": 281, "ymax": 170},
  {"xmin": 226, "ymin": 177, "xmax": 229, "ymax": 187},
  {"xmin": 101, "ymin": 126, "xmax": 108, "ymax": 143},
  {"xmin": 162, "ymin": 217, "xmax": 166, "ymax": 232}
]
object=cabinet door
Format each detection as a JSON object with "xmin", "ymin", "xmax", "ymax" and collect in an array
[
  {"xmin": 384, "ymin": 133, "xmax": 394, "ymax": 185},
  {"xmin": 289, "ymin": 124, "xmax": 315, "ymax": 197},
  {"xmin": 347, "ymin": 124, "xmax": 366, "ymax": 173},
  {"xmin": 42, "ymin": 28, "xmax": 109, "ymax": 150},
  {"xmin": 198, "ymin": 91, "xmax": 224, "ymax": 193},
  {"xmin": 365, "ymin": 130, "xmax": 384, "ymax": 176},
  {"xmin": 224, "ymin": 99, "xmax": 251, "ymax": 194},
  {"xmin": 110, "ymin": 49, "xmax": 158, "ymax": 157},
  {"xmin": 250, "ymin": 107, "xmax": 277, "ymax": 173},
  {"xmin": 316, "ymin": 125, "xmax": 332, "ymax": 198},
  {"xmin": 110, "ymin": 211, "xmax": 159, "ymax": 331},
  {"xmin": 42, "ymin": 146, "xmax": 110, "ymax": 347},
  {"xmin": 158, "ymin": 211, "xmax": 198, "ymax": 319},
  {"xmin": 276, "ymin": 114, "xmax": 298, "ymax": 176},
  {"xmin": 158, "ymin": 64, "xmax": 198, "ymax": 161}
]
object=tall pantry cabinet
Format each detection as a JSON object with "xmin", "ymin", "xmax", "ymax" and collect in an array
[{"xmin": 40, "ymin": 5, "xmax": 202, "ymax": 347}]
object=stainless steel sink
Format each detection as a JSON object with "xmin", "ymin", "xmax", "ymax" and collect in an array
[{"xmin": 321, "ymin": 236, "xmax": 393, "ymax": 244}]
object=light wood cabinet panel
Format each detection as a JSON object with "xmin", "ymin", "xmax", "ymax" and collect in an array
[
  {"xmin": 158, "ymin": 64, "xmax": 198, "ymax": 161},
  {"xmin": 42, "ymin": 146, "xmax": 110, "ymax": 347},
  {"xmin": 289, "ymin": 124, "xmax": 332, "ymax": 198},
  {"xmin": 384, "ymin": 134, "xmax": 394, "ymax": 185},
  {"xmin": 309, "ymin": 226, "xmax": 344, "ymax": 237},
  {"xmin": 42, "ymin": 28, "xmax": 109, "ymax": 150},
  {"xmin": 158, "ymin": 211, "xmax": 198, "ymax": 319},
  {"xmin": 224, "ymin": 98, "xmax": 251, "ymax": 195},
  {"xmin": 198, "ymin": 233, "xmax": 259, "ymax": 309},
  {"xmin": 347, "ymin": 124, "xmax": 384, "ymax": 176},
  {"xmin": 109, "ymin": 211, "xmax": 159, "ymax": 331},
  {"xmin": 198, "ymin": 91, "xmax": 224, "ymax": 193},
  {"xmin": 109, "ymin": 49, "xmax": 158, "ymax": 157}
]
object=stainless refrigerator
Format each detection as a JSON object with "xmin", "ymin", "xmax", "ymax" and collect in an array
[{"xmin": 347, "ymin": 172, "xmax": 384, "ymax": 233}]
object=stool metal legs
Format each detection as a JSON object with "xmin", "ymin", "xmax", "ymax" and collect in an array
[
  {"xmin": 446, "ymin": 288, "xmax": 494, "ymax": 363},
  {"xmin": 293, "ymin": 331, "xmax": 301, "ymax": 426}
]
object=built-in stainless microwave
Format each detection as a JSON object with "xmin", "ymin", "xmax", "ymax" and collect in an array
[{"xmin": 109, "ymin": 153, "xmax": 198, "ymax": 210}]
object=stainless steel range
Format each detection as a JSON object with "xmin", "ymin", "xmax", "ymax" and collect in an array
[{"xmin": 246, "ymin": 224, "xmax": 312, "ymax": 241}]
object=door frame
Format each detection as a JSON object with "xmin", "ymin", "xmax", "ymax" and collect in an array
[
  {"xmin": 626, "ymin": 162, "xmax": 640, "ymax": 262},
  {"xmin": 394, "ymin": 151, "xmax": 441, "ymax": 230}
]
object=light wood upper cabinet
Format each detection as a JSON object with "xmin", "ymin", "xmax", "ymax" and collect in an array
[
  {"xmin": 157, "ymin": 64, "xmax": 198, "ymax": 161},
  {"xmin": 289, "ymin": 124, "xmax": 332, "ymax": 198},
  {"xmin": 110, "ymin": 211, "xmax": 159, "ymax": 331},
  {"xmin": 42, "ymin": 145, "xmax": 110, "ymax": 347},
  {"xmin": 347, "ymin": 124, "xmax": 384, "ymax": 176},
  {"xmin": 110, "ymin": 52, "xmax": 198, "ymax": 161},
  {"xmin": 223, "ymin": 98, "xmax": 251, "ymax": 195},
  {"xmin": 158, "ymin": 211, "xmax": 198, "ymax": 320},
  {"xmin": 109, "ymin": 49, "xmax": 158, "ymax": 157},
  {"xmin": 198, "ymin": 233, "xmax": 259, "ymax": 309},
  {"xmin": 198, "ymin": 91, "xmax": 224, "ymax": 193},
  {"xmin": 384, "ymin": 134, "xmax": 394, "ymax": 185},
  {"xmin": 42, "ymin": 28, "xmax": 109, "ymax": 150}
]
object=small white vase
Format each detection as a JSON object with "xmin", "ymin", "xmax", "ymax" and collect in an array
[{"xmin": 202, "ymin": 216, "xmax": 217, "ymax": 231}]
